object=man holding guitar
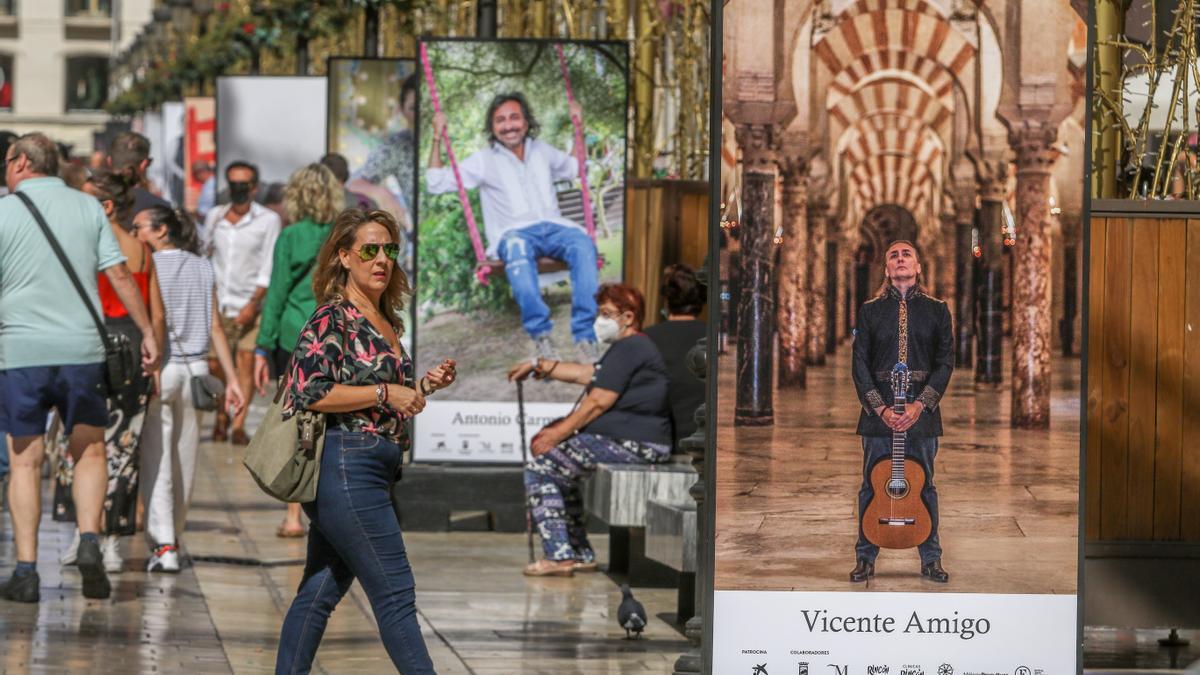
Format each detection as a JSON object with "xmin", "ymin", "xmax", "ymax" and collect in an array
[{"xmin": 850, "ymin": 240, "xmax": 954, "ymax": 584}]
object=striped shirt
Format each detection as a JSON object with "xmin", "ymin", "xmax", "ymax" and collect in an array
[{"xmin": 154, "ymin": 249, "xmax": 215, "ymax": 364}]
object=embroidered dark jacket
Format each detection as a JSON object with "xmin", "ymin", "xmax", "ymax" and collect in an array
[{"xmin": 851, "ymin": 284, "xmax": 954, "ymax": 438}]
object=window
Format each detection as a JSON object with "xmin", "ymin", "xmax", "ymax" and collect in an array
[
  {"xmin": 0, "ymin": 55, "xmax": 12, "ymax": 111},
  {"xmin": 65, "ymin": 0, "xmax": 111, "ymax": 18},
  {"xmin": 65, "ymin": 56, "xmax": 107, "ymax": 112}
]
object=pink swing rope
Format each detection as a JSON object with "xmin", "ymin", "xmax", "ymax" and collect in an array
[
  {"xmin": 554, "ymin": 43, "xmax": 597, "ymax": 243},
  {"xmin": 420, "ymin": 42, "xmax": 493, "ymax": 286}
]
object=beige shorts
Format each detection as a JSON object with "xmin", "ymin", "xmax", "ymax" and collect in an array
[{"xmin": 213, "ymin": 314, "xmax": 260, "ymax": 356}]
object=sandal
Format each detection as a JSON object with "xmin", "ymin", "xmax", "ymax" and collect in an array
[
  {"xmin": 523, "ymin": 559, "xmax": 575, "ymax": 577},
  {"xmin": 276, "ymin": 524, "xmax": 307, "ymax": 538}
]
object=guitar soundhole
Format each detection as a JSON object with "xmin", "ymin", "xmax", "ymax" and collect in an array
[{"xmin": 886, "ymin": 479, "xmax": 909, "ymax": 499}]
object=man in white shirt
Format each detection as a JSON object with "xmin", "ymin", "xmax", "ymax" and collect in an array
[
  {"xmin": 202, "ymin": 160, "xmax": 280, "ymax": 443},
  {"xmin": 427, "ymin": 92, "xmax": 600, "ymax": 361}
]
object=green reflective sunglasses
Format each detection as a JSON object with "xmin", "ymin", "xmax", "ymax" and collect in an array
[{"xmin": 353, "ymin": 243, "xmax": 400, "ymax": 262}]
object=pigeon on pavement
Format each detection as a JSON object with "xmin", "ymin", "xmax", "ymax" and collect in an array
[{"xmin": 617, "ymin": 584, "xmax": 647, "ymax": 640}]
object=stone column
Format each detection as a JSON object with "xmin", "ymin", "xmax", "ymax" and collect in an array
[
  {"xmin": 953, "ymin": 191, "xmax": 976, "ymax": 368},
  {"xmin": 936, "ymin": 211, "xmax": 957, "ymax": 304},
  {"xmin": 830, "ymin": 234, "xmax": 840, "ymax": 353},
  {"xmin": 777, "ymin": 159, "xmax": 809, "ymax": 388},
  {"xmin": 734, "ymin": 124, "xmax": 777, "ymax": 426},
  {"xmin": 807, "ymin": 199, "xmax": 829, "ymax": 366},
  {"xmin": 1010, "ymin": 125, "xmax": 1059, "ymax": 428},
  {"xmin": 975, "ymin": 167, "xmax": 1007, "ymax": 385},
  {"xmin": 1060, "ymin": 214, "xmax": 1081, "ymax": 357}
]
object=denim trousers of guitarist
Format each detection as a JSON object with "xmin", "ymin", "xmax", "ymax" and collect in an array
[
  {"xmin": 276, "ymin": 430, "xmax": 433, "ymax": 674},
  {"xmin": 854, "ymin": 435, "xmax": 942, "ymax": 565}
]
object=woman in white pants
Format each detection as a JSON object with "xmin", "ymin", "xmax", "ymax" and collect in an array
[{"xmin": 135, "ymin": 206, "xmax": 245, "ymax": 572}]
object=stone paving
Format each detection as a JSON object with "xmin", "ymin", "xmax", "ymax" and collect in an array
[{"xmin": 0, "ymin": 416, "xmax": 687, "ymax": 674}]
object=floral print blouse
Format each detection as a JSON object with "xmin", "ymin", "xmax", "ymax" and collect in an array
[{"xmin": 284, "ymin": 300, "xmax": 413, "ymax": 445}]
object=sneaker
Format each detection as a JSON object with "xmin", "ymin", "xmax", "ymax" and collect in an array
[
  {"xmin": 0, "ymin": 570, "xmax": 40, "ymax": 603},
  {"xmin": 60, "ymin": 529, "xmax": 80, "ymax": 566},
  {"xmin": 76, "ymin": 537, "xmax": 112, "ymax": 599},
  {"xmin": 146, "ymin": 544, "xmax": 180, "ymax": 574},
  {"xmin": 101, "ymin": 535, "xmax": 122, "ymax": 574},
  {"xmin": 576, "ymin": 340, "xmax": 601, "ymax": 363},
  {"xmin": 532, "ymin": 335, "xmax": 559, "ymax": 361}
]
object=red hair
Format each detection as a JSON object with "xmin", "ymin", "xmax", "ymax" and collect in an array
[{"xmin": 596, "ymin": 283, "xmax": 646, "ymax": 331}]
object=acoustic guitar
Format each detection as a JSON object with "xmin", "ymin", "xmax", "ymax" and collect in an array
[{"xmin": 861, "ymin": 362, "xmax": 933, "ymax": 550}]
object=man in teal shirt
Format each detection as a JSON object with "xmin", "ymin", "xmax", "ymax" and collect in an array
[{"xmin": 0, "ymin": 133, "xmax": 159, "ymax": 603}]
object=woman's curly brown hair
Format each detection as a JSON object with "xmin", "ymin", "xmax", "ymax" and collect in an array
[{"xmin": 285, "ymin": 162, "xmax": 343, "ymax": 225}]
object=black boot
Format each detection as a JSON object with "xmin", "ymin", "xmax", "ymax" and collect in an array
[
  {"xmin": 849, "ymin": 559, "xmax": 875, "ymax": 583},
  {"xmin": 0, "ymin": 570, "xmax": 40, "ymax": 603},
  {"xmin": 921, "ymin": 559, "xmax": 949, "ymax": 583}
]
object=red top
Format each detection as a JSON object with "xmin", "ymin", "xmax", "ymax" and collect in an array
[{"xmin": 98, "ymin": 244, "xmax": 152, "ymax": 319}]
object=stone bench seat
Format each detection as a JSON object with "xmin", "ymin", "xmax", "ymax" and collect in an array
[
  {"xmin": 645, "ymin": 498, "xmax": 697, "ymax": 573},
  {"xmin": 583, "ymin": 461, "xmax": 697, "ymax": 528}
]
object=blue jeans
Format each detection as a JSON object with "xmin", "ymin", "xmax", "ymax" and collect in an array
[
  {"xmin": 276, "ymin": 430, "xmax": 433, "ymax": 674},
  {"xmin": 498, "ymin": 222, "xmax": 599, "ymax": 342},
  {"xmin": 855, "ymin": 435, "xmax": 942, "ymax": 565}
]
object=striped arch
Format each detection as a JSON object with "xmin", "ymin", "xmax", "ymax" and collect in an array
[
  {"xmin": 838, "ymin": 113, "xmax": 944, "ymax": 168},
  {"xmin": 826, "ymin": 49, "xmax": 959, "ymax": 108},
  {"xmin": 844, "ymin": 152, "xmax": 943, "ymax": 227},
  {"xmin": 827, "ymin": 77, "xmax": 952, "ymax": 143},
  {"xmin": 814, "ymin": 8, "xmax": 975, "ymax": 100}
]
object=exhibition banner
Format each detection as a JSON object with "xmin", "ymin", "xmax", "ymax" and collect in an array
[
  {"xmin": 215, "ymin": 76, "xmax": 328, "ymax": 196},
  {"xmin": 326, "ymin": 57, "xmax": 418, "ymax": 283},
  {"xmin": 183, "ymin": 97, "xmax": 215, "ymax": 213},
  {"xmin": 714, "ymin": 591, "xmax": 1077, "ymax": 674},
  {"xmin": 413, "ymin": 38, "xmax": 628, "ymax": 463},
  {"xmin": 713, "ymin": 6, "xmax": 1081, "ymax": 669}
]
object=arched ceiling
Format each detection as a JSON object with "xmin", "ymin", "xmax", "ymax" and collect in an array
[{"xmin": 811, "ymin": 4, "xmax": 975, "ymax": 232}]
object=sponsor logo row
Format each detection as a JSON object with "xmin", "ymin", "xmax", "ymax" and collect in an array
[{"xmin": 744, "ymin": 663, "xmax": 1045, "ymax": 675}]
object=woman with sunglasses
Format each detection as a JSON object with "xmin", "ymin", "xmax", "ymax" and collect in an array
[
  {"xmin": 275, "ymin": 209, "xmax": 455, "ymax": 674},
  {"xmin": 507, "ymin": 283, "xmax": 672, "ymax": 576},
  {"xmin": 251, "ymin": 163, "xmax": 342, "ymax": 539}
]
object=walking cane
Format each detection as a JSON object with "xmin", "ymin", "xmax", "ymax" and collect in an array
[{"xmin": 516, "ymin": 378, "xmax": 535, "ymax": 564}]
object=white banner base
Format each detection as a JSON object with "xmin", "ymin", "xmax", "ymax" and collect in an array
[
  {"xmin": 714, "ymin": 591, "xmax": 1077, "ymax": 675},
  {"xmin": 412, "ymin": 399, "xmax": 573, "ymax": 464}
]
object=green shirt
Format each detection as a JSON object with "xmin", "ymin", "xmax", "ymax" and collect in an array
[
  {"xmin": 0, "ymin": 177, "xmax": 125, "ymax": 369},
  {"xmin": 257, "ymin": 217, "xmax": 331, "ymax": 354}
]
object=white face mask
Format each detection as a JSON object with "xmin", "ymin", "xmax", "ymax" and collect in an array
[{"xmin": 593, "ymin": 316, "xmax": 622, "ymax": 344}]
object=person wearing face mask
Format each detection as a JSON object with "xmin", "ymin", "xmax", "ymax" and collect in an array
[
  {"xmin": 201, "ymin": 160, "xmax": 281, "ymax": 444},
  {"xmin": 507, "ymin": 283, "xmax": 672, "ymax": 576},
  {"xmin": 428, "ymin": 91, "xmax": 601, "ymax": 363}
]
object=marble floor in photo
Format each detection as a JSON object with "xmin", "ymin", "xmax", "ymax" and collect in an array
[
  {"xmin": 714, "ymin": 339, "xmax": 1081, "ymax": 594},
  {"xmin": 0, "ymin": 410, "xmax": 688, "ymax": 674}
]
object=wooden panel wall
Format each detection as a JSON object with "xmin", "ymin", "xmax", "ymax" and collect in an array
[
  {"xmin": 625, "ymin": 180, "xmax": 710, "ymax": 321},
  {"xmin": 1087, "ymin": 216, "xmax": 1200, "ymax": 542}
]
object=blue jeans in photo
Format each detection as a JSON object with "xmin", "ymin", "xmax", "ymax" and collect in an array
[
  {"xmin": 854, "ymin": 435, "xmax": 942, "ymax": 565},
  {"xmin": 498, "ymin": 222, "xmax": 599, "ymax": 342},
  {"xmin": 276, "ymin": 430, "xmax": 433, "ymax": 675}
]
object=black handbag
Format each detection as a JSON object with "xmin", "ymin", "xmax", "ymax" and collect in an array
[{"xmin": 14, "ymin": 191, "xmax": 139, "ymax": 394}]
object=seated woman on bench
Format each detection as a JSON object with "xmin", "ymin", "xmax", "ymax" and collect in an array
[{"xmin": 508, "ymin": 283, "xmax": 671, "ymax": 577}]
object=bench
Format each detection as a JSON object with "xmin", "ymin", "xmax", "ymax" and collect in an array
[
  {"xmin": 645, "ymin": 498, "xmax": 698, "ymax": 621},
  {"xmin": 583, "ymin": 460, "xmax": 697, "ymax": 617}
]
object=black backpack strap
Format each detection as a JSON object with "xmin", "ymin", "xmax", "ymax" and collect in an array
[{"xmin": 13, "ymin": 191, "xmax": 112, "ymax": 345}]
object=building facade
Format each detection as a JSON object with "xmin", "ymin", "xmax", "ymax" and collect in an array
[{"xmin": 0, "ymin": 0, "xmax": 154, "ymax": 155}]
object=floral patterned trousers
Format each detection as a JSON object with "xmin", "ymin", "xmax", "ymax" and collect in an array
[{"xmin": 524, "ymin": 432, "xmax": 670, "ymax": 562}]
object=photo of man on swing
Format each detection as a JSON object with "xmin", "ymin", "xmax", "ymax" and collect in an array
[{"xmin": 426, "ymin": 91, "xmax": 602, "ymax": 362}]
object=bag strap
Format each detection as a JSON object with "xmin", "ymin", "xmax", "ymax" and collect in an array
[{"xmin": 13, "ymin": 191, "xmax": 112, "ymax": 346}]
